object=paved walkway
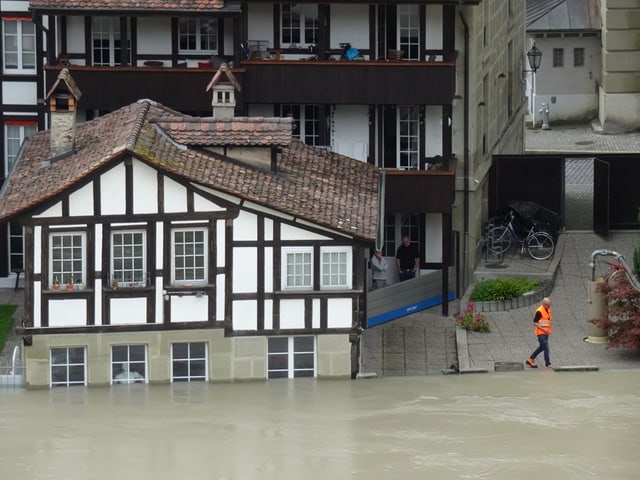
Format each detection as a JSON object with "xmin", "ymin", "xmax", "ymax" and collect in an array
[{"xmin": 361, "ymin": 123, "xmax": 640, "ymax": 377}]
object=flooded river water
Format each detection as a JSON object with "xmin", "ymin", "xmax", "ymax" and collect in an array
[{"xmin": 1, "ymin": 369, "xmax": 639, "ymax": 480}]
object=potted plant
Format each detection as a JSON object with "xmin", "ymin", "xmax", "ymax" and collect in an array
[
  {"xmin": 66, "ymin": 277, "xmax": 74, "ymax": 291},
  {"xmin": 111, "ymin": 279, "xmax": 119, "ymax": 290},
  {"xmin": 52, "ymin": 275, "xmax": 60, "ymax": 291}
]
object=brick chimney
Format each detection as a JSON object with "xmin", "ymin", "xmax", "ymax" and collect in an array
[
  {"xmin": 205, "ymin": 63, "xmax": 241, "ymax": 121},
  {"xmin": 45, "ymin": 68, "xmax": 82, "ymax": 158}
]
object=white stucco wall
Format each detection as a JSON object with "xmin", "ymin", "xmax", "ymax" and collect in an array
[
  {"xmin": 137, "ymin": 17, "xmax": 172, "ymax": 54},
  {"xmin": 330, "ymin": 5, "xmax": 369, "ymax": 50},
  {"xmin": 332, "ymin": 105, "xmax": 369, "ymax": 162},
  {"xmin": 2, "ymin": 82, "xmax": 37, "ymax": 105},
  {"xmin": 246, "ymin": 3, "xmax": 274, "ymax": 49}
]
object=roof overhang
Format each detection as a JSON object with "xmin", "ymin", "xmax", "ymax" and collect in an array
[{"xmin": 29, "ymin": 1, "xmax": 242, "ymax": 16}]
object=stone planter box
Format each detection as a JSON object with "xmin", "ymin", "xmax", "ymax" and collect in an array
[{"xmin": 460, "ymin": 281, "xmax": 552, "ymax": 314}]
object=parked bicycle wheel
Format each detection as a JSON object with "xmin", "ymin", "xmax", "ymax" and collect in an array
[
  {"xmin": 526, "ymin": 231, "xmax": 555, "ymax": 260},
  {"xmin": 486, "ymin": 226, "xmax": 511, "ymax": 254}
]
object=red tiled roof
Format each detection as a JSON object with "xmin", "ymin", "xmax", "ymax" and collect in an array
[
  {"xmin": 29, "ymin": 0, "xmax": 231, "ymax": 13},
  {"xmin": 154, "ymin": 116, "xmax": 293, "ymax": 147},
  {"xmin": 0, "ymin": 100, "xmax": 378, "ymax": 242}
]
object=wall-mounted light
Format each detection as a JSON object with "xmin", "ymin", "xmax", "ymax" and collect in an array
[{"xmin": 523, "ymin": 42, "xmax": 542, "ymax": 77}]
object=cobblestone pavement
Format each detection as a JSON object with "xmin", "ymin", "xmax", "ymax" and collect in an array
[{"xmin": 526, "ymin": 124, "xmax": 640, "ymax": 154}]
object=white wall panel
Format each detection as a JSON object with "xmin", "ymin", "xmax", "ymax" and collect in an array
[
  {"xmin": 330, "ymin": 5, "xmax": 369, "ymax": 50},
  {"xmin": 234, "ymin": 211, "xmax": 258, "ymax": 240},
  {"xmin": 33, "ymin": 226, "xmax": 41, "ymax": 274},
  {"xmin": 94, "ymin": 278, "xmax": 102, "ymax": 325},
  {"xmin": 170, "ymin": 295, "xmax": 208, "ymax": 322},
  {"xmin": 280, "ymin": 223, "xmax": 330, "ymax": 241},
  {"xmin": 2, "ymin": 82, "xmax": 37, "ymax": 105},
  {"xmin": 66, "ymin": 16, "xmax": 86, "ymax": 55},
  {"xmin": 233, "ymin": 247, "xmax": 257, "ymax": 293},
  {"xmin": 327, "ymin": 298, "xmax": 352, "ymax": 328},
  {"xmin": 217, "ymin": 219, "xmax": 226, "ymax": 267},
  {"xmin": 155, "ymin": 222, "xmax": 164, "ymax": 270},
  {"xmin": 312, "ymin": 298, "xmax": 321, "ymax": 329},
  {"xmin": 136, "ymin": 17, "xmax": 172, "ymax": 54},
  {"xmin": 2, "ymin": 2, "xmax": 30, "ymax": 11},
  {"xmin": 94, "ymin": 224, "xmax": 102, "ymax": 272},
  {"xmin": 194, "ymin": 193, "xmax": 225, "ymax": 212},
  {"xmin": 247, "ymin": 3, "xmax": 274, "ymax": 49},
  {"xmin": 34, "ymin": 202, "xmax": 62, "ymax": 218},
  {"xmin": 332, "ymin": 105, "xmax": 369, "ymax": 161},
  {"xmin": 68, "ymin": 182, "xmax": 93, "ymax": 216},
  {"xmin": 264, "ymin": 247, "xmax": 273, "ymax": 293},
  {"xmin": 155, "ymin": 277, "xmax": 163, "ymax": 324},
  {"xmin": 33, "ymin": 281, "xmax": 41, "ymax": 327},
  {"xmin": 264, "ymin": 299, "xmax": 273, "ymax": 329},
  {"xmin": 216, "ymin": 274, "xmax": 225, "ymax": 321},
  {"xmin": 279, "ymin": 299, "xmax": 305, "ymax": 329},
  {"xmin": 132, "ymin": 160, "xmax": 158, "ymax": 214},
  {"xmin": 425, "ymin": 105, "xmax": 443, "ymax": 158},
  {"xmin": 264, "ymin": 218, "xmax": 273, "ymax": 241},
  {"xmin": 100, "ymin": 163, "xmax": 126, "ymax": 215},
  {"xmin": 163, "ymin": 177, "xmax": 187, "ymax": 213},
  {"xmin": 49, "ymin": 299, "xmax": 87, "ymax": 327},
  {"xmin": 425, "ymin": 6, "xmax": 443, "ymax": 50},
  {"xmin": 232, "ymin": 299, "xmax": 257, "ymax": 330},
  {"xmin": 110, "ymin": 298, "xmax": 147, "ymax": 325}
]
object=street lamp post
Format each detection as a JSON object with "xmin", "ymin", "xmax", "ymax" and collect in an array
[{"xmin": 524, "ymin": 43, "xmax": 543, "ymax": 127}]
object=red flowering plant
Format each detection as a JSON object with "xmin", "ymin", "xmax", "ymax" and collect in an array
[
  {"xmin": 589, "ymin": 263, "xmax": 640, "ymax": 350},
  {"xmin": 456, "ymin": 303, "xmax": 490, "ymax": 333}
]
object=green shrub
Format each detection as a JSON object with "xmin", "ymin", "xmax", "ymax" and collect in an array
[
  {"xmin": 470, "ymin": 278, "xmax": 539, "ymax": 302},
  {"xmin": 0, "ymin": 305, "xmax": 17, "ymax": 353}
]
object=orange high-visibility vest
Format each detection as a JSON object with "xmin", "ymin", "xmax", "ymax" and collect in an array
[{"xmin": 534, "ymin": 304, "xmax": 552, "ymax": 336}]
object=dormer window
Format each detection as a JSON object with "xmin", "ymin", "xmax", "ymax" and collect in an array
[{"xmin": 215, "ymin": 90, "xmax": 232, "ymax": 105}]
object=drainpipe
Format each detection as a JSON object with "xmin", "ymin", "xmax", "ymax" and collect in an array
[
  {"xmin": 377, "ymin": 169, "xmax": 386, "ymax": 251},
  {"xmin": 589, "ymin": 249, "xmax": 640, "ymax": 291},
  {"xmin": 458, "ymin": 7, "xmax": 470, "ymax": 293}
]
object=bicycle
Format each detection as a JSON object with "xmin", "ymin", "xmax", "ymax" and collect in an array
[{"xmin": 485, "ymin": 211, "xmax": 555, "ymax": 260}]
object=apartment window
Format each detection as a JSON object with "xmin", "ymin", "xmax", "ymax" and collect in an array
[
  {"xmin": 92, "ymin": 17, "xmax": 129, "ymax": 66},
  {"xmin": 267, "ymin": 336, "xmax": 315, "ymax": 378},
  {"xmin": 112, "ymin": 345, "xmax": 146, "ymax": 384},
  {"xmin": 3, "ymin": 18, "xmax": 35, "ymax": 73},
  {"xmin": 282, "ymin": 247, "xmax": 312, "ymax": 289},
  {"xmin": 178, "ymin": 18, "xmax": 218, "ymax": 53},
  {"xmin": 279, "ymin": 104, "xmax": 321, "ymax": 146},
  {"xmin": 398, "ymin": 4, "xmax": 420, "ymax": 61},
  {"xmin": 574, "ymin": 47, "xmax": 585, "ymax": 67},
  {"xmin": 321, "ymin": 246, "xmax": 352, "ymax": 289},
  {"xmin": 281, "ymin": 3, "xmax": 318, "ymax": 47},
  {"xmin": 50, "ymin": 347, "xmax": 86, "ymax": 387},
  {"xmin": 552, "ymin": 48, "xmax": 564, "ymax": 67},
  {"xmin": 50, "ymin": 232, "xmax": 85, "ymax": 286},
  {"xmin": 5, "ymin": 121, "xmax": 37, "ymax": 175},
  {"xmin": 398, "ymin": 106, "xmax": 419, "ymax": 169},
  {"xmin": 112, "ymin": 230, "xmax": 146, "ymax": 287},
  {"xmin": 172, "ymin": 227, "xmax": 207, "ymax": 285},
  {"xmin": 171, "ymin": 342, "xmax": 207, "ymax": 382}
]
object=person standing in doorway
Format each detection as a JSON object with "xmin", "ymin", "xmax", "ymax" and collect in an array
[
  {"xmin": 395, "ymin": 233, "xmax": 420, "ymax": 281},
  {"xmin": 526, "ymin": 297, "xmax": 553, "ymax": 370},
  {"xmin": 370, "ymin": 249, "xmax": 389, "ymax": 290}
]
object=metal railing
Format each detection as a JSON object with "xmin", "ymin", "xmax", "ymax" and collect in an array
[{"xmin": 0, "ymin": 345, "xmax": 25, "ymax": 388}]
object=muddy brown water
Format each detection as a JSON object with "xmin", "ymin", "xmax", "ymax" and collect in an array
[{"xmin": 1, "ymin": 370, "xmax": 639, "ymax": 479}]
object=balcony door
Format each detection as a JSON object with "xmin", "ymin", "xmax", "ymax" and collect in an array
[
  {"xmin": 376, "ymin": 4, "xmax": 421, "ymax": 60},
  {"xmin": 92, "ymin": 17, "xmax": 130, "ymax": 66},
  {"xmin": 381, "ymin": 105, "xmax": 421, "ymax": 170}
]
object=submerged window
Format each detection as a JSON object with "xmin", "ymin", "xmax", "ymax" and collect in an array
[{"xmin": 268, "ymin": 336, "xmax": 315, "ymax": 378}]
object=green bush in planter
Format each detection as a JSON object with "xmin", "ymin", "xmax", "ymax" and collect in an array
[{"xmin": 470, "ymin": 278, "xmax": 539, "ymax": 302}]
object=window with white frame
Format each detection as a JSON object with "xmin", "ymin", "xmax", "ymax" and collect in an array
[
  {"xmin": 3, "ymin": 18, "xmax": 35, "ymax": 73},
  {"xmin": 282, "ymin": 247, "xmax": 313, "ymax": 289},
  {"xmin": 172, "ymin": 227, "xmax": 207, "ymax": 285},
  {"xmin": 268, "ymin": 336, "xmax": 315, "ymax": 378},
  {"xmin": 111, "ymin": 345, "xmax": 146, "ymax": 384},
  {"xmin": 9, "ymin": 222, "xmax": 24, "ymax": 272},
  {"xmin": 50, "ymin": 347, "xmax": 86, "ymax": 387},
  {"xmin": 92, "ymin": 17, "xmax": 129, "ymax": 66},
  {"xmin": 171, "ymin": 342, "xmax": 207, "ymax": 382},
  {"xmin": 111, "ymin": 230, "xmax": 146, "ymax": 287},
  {"xmin": 398, "ymin": 4, "xmax": 419, "ymax": 61},
  {"xmin": 279, "ymin": 104, "xmax": 321, "ymax": 146},
  {"xmin": 382, "ymin": 212, "xmax": 421, "ymax": 257},
  {"xmin": 178, "ymin": 18, "xmax": 218, "ymax": 53},
  {"xmin": 5, "ymin": 122, "xmax": 37, "ymax": 175},
  {"xmin": 280, "ymin": 3, "xmax": 318, "ymax": 47},
  {"xmin": 50, "ymin": 232, "xmax": 85, "ymax": 287},
  {"xmin": 398, "ymin": 106, "xmax": 420, "ymax": 169},
  {"xmin": 320, "ymin": 246, "xmax": 352, "ymax": 289}
]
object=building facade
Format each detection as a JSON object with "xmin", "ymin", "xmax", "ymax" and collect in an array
[{"xmin": 0, "ymin": 1, "xmax": 528, "ymax": 299}]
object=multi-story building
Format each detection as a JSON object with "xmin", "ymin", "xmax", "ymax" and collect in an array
[{"xmin": 1, "ymin": 1, "xmax": 526, "ymax": 313}]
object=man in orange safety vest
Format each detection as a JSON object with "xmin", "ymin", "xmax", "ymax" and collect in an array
[{"xmin": 526, "ymin": 297, "xmax": 553, "ymax": 370}]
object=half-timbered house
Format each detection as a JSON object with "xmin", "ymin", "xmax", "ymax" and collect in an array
[{"xmin": 0, "ymin": 68, "xmax": 379, "ymax": 387}]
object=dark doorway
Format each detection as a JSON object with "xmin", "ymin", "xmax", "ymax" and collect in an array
[{"xmin": 564, "ymin": 158, "xmax": 593, "ymax": 230}]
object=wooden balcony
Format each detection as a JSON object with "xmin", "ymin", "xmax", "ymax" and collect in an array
[
  {"xmin": 44, "ymin": 65, "xmax": 243, "ymax": 113},
  {"xmin": 240, "ymin": 57, "xmax": 456, "ymax": 105},
  {"xmin": 384, "ymin": 157, "xmax": 457, "ymax": 214}
]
